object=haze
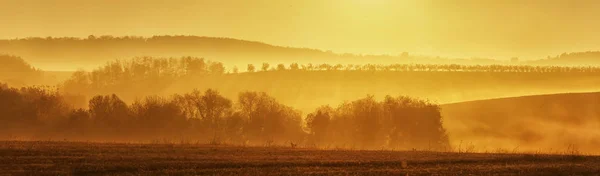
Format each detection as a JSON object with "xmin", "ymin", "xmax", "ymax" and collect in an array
[
  {"xmin": 4, "ymin": 1, "xmax": 600, "ymax": 174},
  {"xmin": 2, "ymin": 0, "xmax": 600, "ymax": 59}
]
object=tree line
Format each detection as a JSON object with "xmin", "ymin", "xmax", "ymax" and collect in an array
[
  {"xmin": 305, "ymin": 95, "xmax": 449, "ymax": 149},
  {"xmin": 59, "ymin": 56, "xmax": 600, "ymax": 112},
  {"xmin": 63, "ymin": 57, "xmax": 225, "ymax": 101},
  {"xmin": 249, "ymin": 63, "xmax": 600, "ymax": 73},
  {"xmin": 0, "ymin": 83, "xmax": 448, "ymax": 150},
  {"xmin": 0, "ymin": 35, "xmax": 516, "ymax": 67},
  {"xmin": 63, "ymin": 56, "xmax": 600, "ymax": 98},
  {"xmin": 529, "ymin": 51, "xmax": 600, "ymax": 66}
]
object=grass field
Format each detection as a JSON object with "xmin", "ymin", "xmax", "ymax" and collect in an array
[
  {"xmin": 441, "ymin": 92, "xmax": 600, "ymax": 154},
  {"xmin": 1, "ymin": 141, "xmax": 599, "ymax": 175}
]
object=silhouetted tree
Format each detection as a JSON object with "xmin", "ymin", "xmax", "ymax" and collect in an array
[
  {"xmin": 63, "ymin": 109, "xmax": 92, "ymax": 138},
  {"xmin": 305, "ymin": 95, "xmax": 449, "ymax": 150},
  {"xmin": 208, "ymin": 62, "xmax": 225, "ymax": 75},
  {"xmin": 276, "ymin": 64, "xmax": 286, "ymax": 71},
  {"xmin": 237, "ymin": 91, "xmax": 303, "ymax": 144},
  {"xmin": 89, "ymin": 94, "xmax": 131, "ymax": 135},
  {"xmin": 247, "ymin": 64, "xmax": 256, "ymax": 72},
  {"xmin": 290, "ymin": 63, "xmax": 300, "ymax": 70},
  {"xmin": 130, "ymin": 96, "xmax": 187, "ymax": 138},
  {"xmin": 0, "ymin": 85, "xmax": 70, "ymax": 137},
  {"xmin": 261, "ymin": 63, "xmax": 270, "ymax": 72},
  {"xmin": 305, "ymin": 106, "xmax": 333, "ymax": 145}
]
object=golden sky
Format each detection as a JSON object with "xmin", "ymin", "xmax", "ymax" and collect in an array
[{"xmin": 1, "ymin": 0, "xmax": 599, "ymax": 59}]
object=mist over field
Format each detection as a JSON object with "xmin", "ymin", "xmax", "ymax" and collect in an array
[
  {"xmin": 2, "ymin": 42, "xmax": 600, "ymax": 153},
  {"xmin": 3, "ymin": 36, "xmax": 600, "ymax": 71},
  {"xmin": 3, "ymin": 1, "xmax": 600, "ymax": 174},
  {"xmin": 442, "ymin": 93, "xmax": 600, "ymax": 153}
]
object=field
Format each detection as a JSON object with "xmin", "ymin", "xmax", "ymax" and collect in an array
[
  {"xmin": 1, "ymin": 141, "xmax": 599, "ymax": 175},
  {"xmin": 441, "ymin": 92, "xmax": 600, "ymax": 154}
]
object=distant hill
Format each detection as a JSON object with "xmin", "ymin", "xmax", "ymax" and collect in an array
[
  {"xmin": 441, "ymin": 92, "xmax": 600, "ymax": 153},
  {"xmin": 0, "ymin": 36, "xmax": 505, "ymax": 71},
  {"xmin": 0, "ymin": 55, "xmax": 42, "ymax": 86},
  {"xmin": 2, "ymin": 36, "xmax": 600, "ymax": 71},
  {"xmin": 527, "ymin": 51, "xmax": 600, "ymax": 66},
  {"xmin": 0, "ymin": 55, "xmax": 74, "ymax": 86}
]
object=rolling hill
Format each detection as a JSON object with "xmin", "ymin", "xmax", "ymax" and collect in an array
[
  {"xmin": 0, "ymin": 36, "xmax": 507, "ymax": 71},
  {"xmin": 4, "ymin": 36, "xmax": 600, "ymax": 72},
  {"xmin": 527, "ymin": 51, "xmax": 600, "ymax": 66},
  {"xmin": 441, "ymin": 92, "xmax": 600, "ymax": 154}
]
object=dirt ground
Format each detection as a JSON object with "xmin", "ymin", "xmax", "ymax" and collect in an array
[{"xmin": 1, "ymin": 141, "xmax": 599, "ymax": 175}]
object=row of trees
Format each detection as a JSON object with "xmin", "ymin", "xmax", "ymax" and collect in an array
[
  {"xmin": 305, "ymin": 96, "xmax": 448, "ymax": 149},
  {"xmin": 63, "ymin": 57, "xmax": 224, "ymax": 100},
  {"xmin": 7, "ymin": 36, "xmax": 600, "ymax": 67},
  {"xmin": 0, "ymin": 35, "xmax": 329, "ymax": 59},
  {"xmin": 1, "ymin": 84, "xmax": 304, "ymax": 144},
  {"xmin": 533, "ymin": 51, "xmax": 600, "ymax": 65},
  {"xmin": 61, "ymin": 58, "xmax": 600, "ymax": 96},
  {"xmin": 0, "ymin": 83, "xmax": 448, "ymax": 149},
  {"xmin": 248, "ymin": 63, "xmax": 600, "ymax": 73},
  {"xmin": 59, "ymin": 56, "xmax": 600, "ymax": 111}
]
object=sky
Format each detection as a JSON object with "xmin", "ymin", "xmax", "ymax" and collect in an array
[{"xmin": 1, "ymin": 0, "xmax": 600, "ymax": 59}]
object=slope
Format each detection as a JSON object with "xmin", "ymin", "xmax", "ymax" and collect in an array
[{"xmin": 441, "ymin": 92, "xmax": 600, "ymax": 153}]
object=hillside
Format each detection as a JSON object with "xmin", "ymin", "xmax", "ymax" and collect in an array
[
  {"xmin": 0, "ymin": 55, "xmax": 75, "ymax": 86},
  {"xmin": 0, "ymin": 55, "xmax": 42, "ymax": 86},
  {"xmin": 0, "ymin": 36, "xmax": 507, "ymax": 71},
  {"xmin": 527, "ymin": 51, "xmax": 600, "ymax": 66},
  {"xmin": 441, "ymin": 92, "xmax": 600, "ymax": 153}
]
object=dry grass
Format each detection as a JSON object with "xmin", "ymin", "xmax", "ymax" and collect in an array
[{"xmin": 1, "ymin": 140, "xmax": 599, "ymax": 175}]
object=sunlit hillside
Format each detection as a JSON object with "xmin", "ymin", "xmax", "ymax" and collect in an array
[
  {"xmin": 0, "ymin": 55, "xmax": 75, "ymax": 86},
  {"xmin": 0, "ymin": 55, "xmax": 46, "ymax": 87},
  {"xmin": 528, "ymin": 51, "xmax": 600, "ymax": 66},
  {"xmin": 442, "ymin": 92, "xmax": 600, "ymax": 153},
  {"xmin": 0, "ymin": 36, "xmax": 521, "ymax": 71}
]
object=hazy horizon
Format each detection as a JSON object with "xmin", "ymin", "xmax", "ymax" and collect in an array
[
  {"xmin": 3, "ymin": 0, "xmax": 600, "ymax": 59},
  {"xmin": 3, "ymin": 1, "xmax": 600, "ymax": 174},
  {"xmin": 3, "ymin": 35, "xmax": 600, "ymax": 72}
]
